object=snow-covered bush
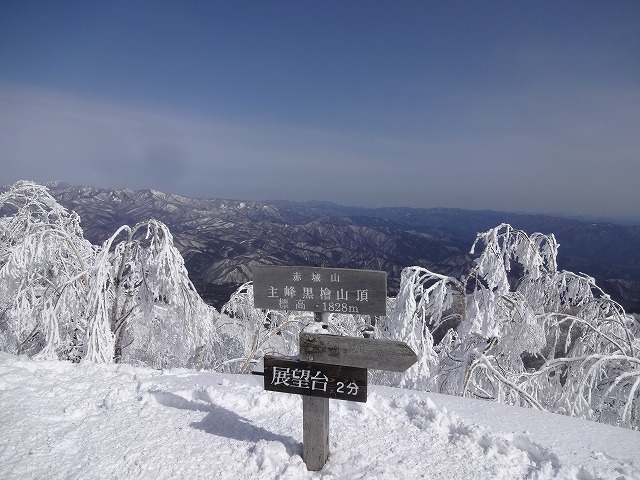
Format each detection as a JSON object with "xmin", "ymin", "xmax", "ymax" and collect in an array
[
  {"xmin": 382, "ymin": 224, "xmax": 640, "ymax": 429},
  {"xmin": 0, "ymin": 181, "xmax": 95, "ymax": 360},
  {"xmin": 84, "ymin": 219, "xmax": 218, "ymax": 368},
  {"xmin": 0, "ymin": 181, "xmax": 219, "ymax": 368},
  {"xmin": 218, "ymin": 282, "xmax": 311, "ymax": 373},
  {"xmin": 381, "ymin": 266, "xmax": 462, "ymax": 390}
]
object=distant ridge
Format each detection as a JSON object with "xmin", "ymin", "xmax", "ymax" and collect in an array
[{"xmin": 31, "ymin": 183, "xmax": 640, "ymax": 312}]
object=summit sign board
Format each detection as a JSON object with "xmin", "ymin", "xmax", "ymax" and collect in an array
[{"xmin": 253, "ymin": 265, "xmax": 387, "ymax": 316}]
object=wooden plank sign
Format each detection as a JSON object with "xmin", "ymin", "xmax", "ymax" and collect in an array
[
  {"xmin": 263, "ymin": 355, "xmax": 367, "ymax": 403},
  {"xmin": 253, "ymin": 265, "xmax": 387, "ymax": 316},
  {"xmin": 299, "ymin": 333, "xmax": 418, "ymax": 372}
]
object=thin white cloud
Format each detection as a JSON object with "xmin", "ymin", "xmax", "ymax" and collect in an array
[
  {"xmin": 0, "ymin": 82, "xmax": 409, "ymax": 195},
  {"xmin": 1, "ymin": 81, "xmax": 639, "ymax": 218}
]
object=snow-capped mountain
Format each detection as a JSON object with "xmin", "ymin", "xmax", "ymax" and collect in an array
[{"xmin": 44, "ymin": 184, "xmax": 640, "ymax": 311}]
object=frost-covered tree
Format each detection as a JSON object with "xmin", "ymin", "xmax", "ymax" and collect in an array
[
  {"xmin": 0, "ymin": 181, "xmax": 95, "ymax": 360},
  {"xmin": 217, "ymin": 282, "xmax": 310, "ymax": 373},
  {"xmin": 0, "ymin": 181, "xmax": 220, "ymax": 369},
  {"xmin": 383, "ymin": 224, "xmax": 640, "ymax": 429},
  {"xmin": 381, "ymin": 267, "xmax": 462, "ymax": 390},
  {"xmin": 85, "ymin": 219, "xmax": 218, "ymax": 368}
]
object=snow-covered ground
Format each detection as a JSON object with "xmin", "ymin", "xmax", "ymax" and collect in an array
[{"xmin": 1, "ymin": 352, "xmax": 638, "ymax": 480}]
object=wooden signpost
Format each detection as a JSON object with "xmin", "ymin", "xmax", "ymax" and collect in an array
[{"xmin": 252, "ymin": 265, "xmax": 417, "ymax": 471}]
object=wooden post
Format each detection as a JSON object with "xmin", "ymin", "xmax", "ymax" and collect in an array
[
  {"xmin": 303, "ymin": 310, "xmax": 330, "ymax": 471},
  {"xmin": 303, "ymin": 395, "xmax": 329, "ymax": 471}
]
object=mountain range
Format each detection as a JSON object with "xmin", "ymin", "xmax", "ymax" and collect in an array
[{"xmin": 42, "ymin": 183, "xmax": 640, "ymax": 312}]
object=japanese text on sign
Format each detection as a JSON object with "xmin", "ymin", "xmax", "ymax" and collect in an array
[
  {"xmin": 271, "ymin": 366, "xmax": 360, "ymax": 396},
  {"xmin": 263, "ymin": 355, "xmax": 368, "ymax": 403},
  {"xmin": 253, "ymin": 265, "xmax": 387, "ymax": 316}
]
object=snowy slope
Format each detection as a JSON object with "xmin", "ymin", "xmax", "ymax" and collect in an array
[{"xmin": 1, "ymin": 352, "xmax": 638, "ymax": 480}]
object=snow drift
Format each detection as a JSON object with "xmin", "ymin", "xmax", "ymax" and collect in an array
[{"xmin": 1, "ymin": 352, "xmax": 638, "ymax": 479}]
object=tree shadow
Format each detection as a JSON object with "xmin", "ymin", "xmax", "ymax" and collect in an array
[{"xmin": 151, "ymin": 391, "xmax": 302, "ymax": 457}]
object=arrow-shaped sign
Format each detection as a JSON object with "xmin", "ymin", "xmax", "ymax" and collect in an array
[{"xmin": 299, "ymin": 333, "xmax": 418, "ymax": 372}]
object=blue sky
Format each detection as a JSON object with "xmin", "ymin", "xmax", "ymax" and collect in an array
[{"xmin": 1, "ymin": 1, "xmax": 639, "ymax": 218}]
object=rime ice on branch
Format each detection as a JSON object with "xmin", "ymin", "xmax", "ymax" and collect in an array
[
  {"xmin": 0, "ymin": 181, "xmax": 218, "ymax": 368},
  {"xmin": 383, "ymin": 224, "xmax": 640, "ymax": 429},
  {"xmin": 0, "ymin": 181, "xmax": 95, "ymax": 360}
]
